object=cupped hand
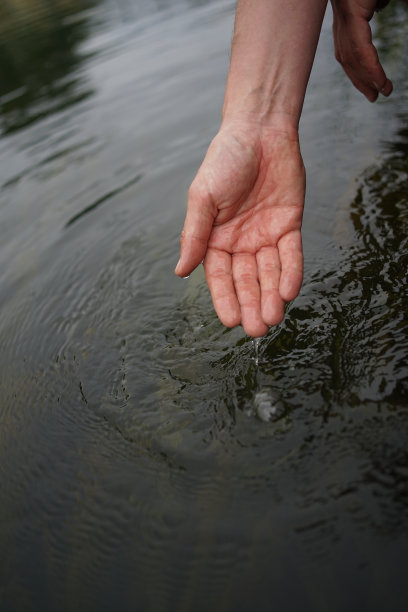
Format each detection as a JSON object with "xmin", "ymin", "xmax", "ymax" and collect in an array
[
  {"xmin": 175, "ymin": 120, "xmax": 306, "ymax": 337},
  {"xmin": 331, "ymin": 0, "xmax": 393, "ymax": 101}
]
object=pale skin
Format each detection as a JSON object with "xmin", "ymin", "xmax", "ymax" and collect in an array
[{"xmin": 175, "ymin": 0, "xmax": 393, "ymax": 337}]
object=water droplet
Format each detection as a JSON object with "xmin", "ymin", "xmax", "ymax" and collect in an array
[{"xmin": 252, "ymin": 337, "xmax": 261, "ymax": 365}]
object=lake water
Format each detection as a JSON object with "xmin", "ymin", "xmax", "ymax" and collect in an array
[{"xmin": 1, "ymin": 1, "xmax": 407, "ymax": 610}]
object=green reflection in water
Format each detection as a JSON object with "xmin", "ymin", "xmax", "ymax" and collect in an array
[
  {"xmin": 375, "ymin": 0, "xmax": 408, "ymax": 60},
  {"xmin": 260, "ymin": 114, "xmax": 408, "ymax": 414},
  {"xmin": 1, "ymin": 3, "xmax": 408, "ymax": 611},
  {"xmin": 0, "ymin": 0, "xmax": 98, "ymax": 135}
]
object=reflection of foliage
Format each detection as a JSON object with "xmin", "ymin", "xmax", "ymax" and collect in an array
[
  {"xmin": 160, "ymin": 114, "xmax": 408, "ymax": 424},
  {"xmin": 342, "ymin": 121, "xmax": 407, "ymax": 402},
  {"xmin": 374, "ymin": 0, "xmax": 408, "ymax": 63},
  {"xmin": 235, "ymin": 111, "xmax": 408, "ymax": 419},
  {"xmin": 0, "ymin": 0, "xmax": 97, "ymax": 135}
]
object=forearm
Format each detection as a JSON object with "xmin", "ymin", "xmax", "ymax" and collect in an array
[{"xmin": 222, "ymin": 0, "xmax": 328, "ymax": 132}]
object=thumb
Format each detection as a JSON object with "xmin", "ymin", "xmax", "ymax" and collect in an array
[{"xmin": 175, "ymin": 188, "xmax": 216, "ymax": 277}]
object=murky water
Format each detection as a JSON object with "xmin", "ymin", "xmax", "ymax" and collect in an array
[{"xmin": 1, "ymin": 1, "xmax": 407, "ymax": 611}]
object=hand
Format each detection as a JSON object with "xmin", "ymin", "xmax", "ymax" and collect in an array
[
  {"xmin": 331, "ymin": 0, "xmax": 393, "ymax": 101},
  {"xmin": 175, "ymin": 120, "xmax": 305, "ymax": 337}
]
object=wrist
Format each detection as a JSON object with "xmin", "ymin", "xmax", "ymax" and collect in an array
[
  {"xmin": 221, "ymin": 0, "xmax": 328, "ymax": 137},
  {"xmin": 220, "ymin": 110, "xmax": 300, "ymax": 142},
  {"xmin": 222, "ymin": 73, "xmax": 304, "ymax": 135}
]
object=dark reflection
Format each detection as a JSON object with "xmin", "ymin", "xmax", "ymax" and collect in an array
[
  {"xmin": 257, "ymin": 114, "xmax": 408, "ymax": 412},
  {"xmin": 65, "ymin": 174, "xmax": 142, "ymax": 227},
  {"xmin": 375, "ymin": 0, "xmax": 408, "ymax": 59},
  {"xmin": 330, "ymin": 114, "xmax": 408, "ymax": 406},
  {"xmin": 0, "ymin": 0, "xmax": 98, "ymax": 135},
  {"xmin": 0, "ymin": 3, "xmax": 407, "ymax": 611},
  {"xmin": 164, "ymin": 108, "xmax": 408, "ymax": 429},
  {"xmin": 0, "ymin": 0, "xmax": 223, "ymax": 136}
]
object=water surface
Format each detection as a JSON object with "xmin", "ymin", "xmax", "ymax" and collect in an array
[{"xmin": 0, "ymin": 1, "xmax": 407, "ymax": 611}]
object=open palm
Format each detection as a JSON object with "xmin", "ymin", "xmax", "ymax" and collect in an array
[{"xmin": 176, "ymin": 121, "xmax": 306, "ymax": 337}]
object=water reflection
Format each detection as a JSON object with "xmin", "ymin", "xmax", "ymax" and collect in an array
[
  {"xmin": 260, "ymin": 114, "xmax": 408, "ymax": 411},
  {"xmin": 375, "ymin": 0, "xmax": 408, "ymax": 59},
  {"xmin": 0, "ymin": 2, "xmax": 407, "ymax": 611},
  {"xmin": 0, "ymin": 0, "xmax": 97, "ymax": 135},
  {"xmin": 152, "ymin": 109, "xmax": 408, "ymax": 471}
]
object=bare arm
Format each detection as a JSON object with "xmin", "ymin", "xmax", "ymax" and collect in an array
[
  {"xmin": 176, "ymin": 0, "xmax": 328, "ymax": 337},
  {"xmin": 222, "ymin": 0, "xmax": 328, "ymax": 128}
]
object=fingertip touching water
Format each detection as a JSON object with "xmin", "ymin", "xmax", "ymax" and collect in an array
[
  {"xmin": 0, "ymin": 1, "xmax": 407, "ymax": 611},
  {"xmin": 175, "ymin": 0, "xmax": 400, "ymax": 338}
]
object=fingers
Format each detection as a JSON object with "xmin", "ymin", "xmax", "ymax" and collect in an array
[
  {"xmin": 204, "ymin": 249, "xmax": 241, "ymax": 329},
  {"xmin": 206, "ymin": 242, "xmax": 301, "ymax": 337},
  {"xmin": 175, "ymin": 185, "xmax": 216, "ymax": 278},
  {"xmin": 340, "ymin": 61, "xmax": 379, "ymax": 102},
  {"xmin": 256, "ymin": 247, "xmax": 284, "ymax": 327},
  {"xmin": 278, "ymin": 230, "xmax": 303, "ymax": 302},
  {"xmin": 340, "ymin": 47, "xmax": 393, "ymax": 102},
  {"xmin": 332, "ymin": 12, "xmax": 393, "ymax": 102},
  {"xmin": 232, "ymin": 253, "xmax": 269, "ymax": 337},
  {"xmin": 206, "ymin": 248, "xmax": 285, "ymax": 337}
]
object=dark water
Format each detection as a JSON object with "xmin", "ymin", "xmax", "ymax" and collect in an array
[{"xmin": 0, "ymin": 1, "xmax": 407, "ymax": 611}]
